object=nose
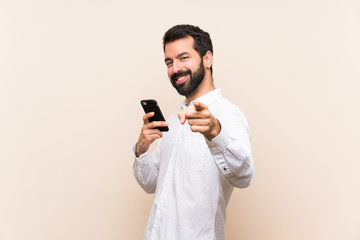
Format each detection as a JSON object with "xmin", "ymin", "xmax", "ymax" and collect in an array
[{"xmin": 172, "ymin": 60, "xmax": 183, "ymax": 73}]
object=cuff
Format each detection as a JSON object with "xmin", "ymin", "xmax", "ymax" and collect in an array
[
  {"xmin": 133, "ymin": 143, "xmax": 151, "ymax": 168},
  {"xmin": 205, "ymin": 127, "xmax": 234, "ymax": 177}
]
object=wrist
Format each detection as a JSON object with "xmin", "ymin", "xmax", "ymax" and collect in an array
[
  {"xmin": 205, "ymin": 119, "xmax": 221, "ymax": 141},
  {"xmin": 135, "ymin": 143, "xmax": 144, "ymax": 157}
]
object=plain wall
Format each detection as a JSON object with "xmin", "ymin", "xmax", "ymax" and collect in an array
[{"xmin": 1, "ymin": 0, "xmax": 359, "ymax": 239}]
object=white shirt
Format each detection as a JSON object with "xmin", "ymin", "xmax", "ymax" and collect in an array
[{"xmin": 133, "ymin": 89, "xmax": 254, "ymax": 240}]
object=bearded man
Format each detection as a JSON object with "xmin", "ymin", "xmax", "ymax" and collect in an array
[{"xmin": 133, "ymin": 24, "xmax": 254, "ymax": 240}]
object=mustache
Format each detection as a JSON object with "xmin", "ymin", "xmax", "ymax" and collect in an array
[{"xmin": 171, "ymin": 70, "xmax": 191, "ymax": 81}]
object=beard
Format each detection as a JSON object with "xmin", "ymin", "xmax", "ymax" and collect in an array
[{"xmin": 170, "ymin": 60, "xmax": 205, "ymax": 97}]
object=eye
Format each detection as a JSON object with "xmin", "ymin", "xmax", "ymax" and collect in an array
[
  {"xmin": 166, "ymin": 60, "xmax": 173, "ymax": 66},
  {"xmin": 181, "ymin": 56, "xmax": 189, "ymax": 60}
]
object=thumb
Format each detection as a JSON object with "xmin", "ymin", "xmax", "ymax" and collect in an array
[{"xmin": 178, "ymin": 109, "xmax": 186, "ymax": 125}]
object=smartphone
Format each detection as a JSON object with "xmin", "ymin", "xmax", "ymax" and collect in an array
[{"xmin": 140, "ymin": 99, "xmax": 169, "ymax": 132}]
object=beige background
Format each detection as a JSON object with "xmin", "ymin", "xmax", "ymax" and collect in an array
[{"xmin": 1, "ymin": 0, "xmax": 359, "ymax": 239}]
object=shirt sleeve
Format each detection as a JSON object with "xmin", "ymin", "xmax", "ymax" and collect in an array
[
  {"xmin": 132, "ymin": 141, "xmax": 161, "ymax": 194},
  {"xmin": 206, "ymin": 115, "xmax": 254, "ymax": 188}
]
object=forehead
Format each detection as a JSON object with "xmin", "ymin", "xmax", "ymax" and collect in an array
[{"xmin": 164, "ymin": 36, "xmax": 197, "ymax": 57}]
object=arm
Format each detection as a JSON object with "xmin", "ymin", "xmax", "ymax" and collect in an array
[
  {"xmin": 206, "ymin": 118, "xmax": 254, "ymax": 188},
  {"xmin": 178, "ymin": 101, "xmax": 254, "ymax": 188},
  {"xmin": 132, "ymin": 112, "xmax": 168, "ymax": 193},
  {"xmin": 133, "ymin": 141, "xmax": 161, "ymax": 193}
]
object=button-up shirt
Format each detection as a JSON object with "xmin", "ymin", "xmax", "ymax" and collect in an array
[{"xmin": 133, "ymin": 89, "xmax": 254, "ymax": 240}]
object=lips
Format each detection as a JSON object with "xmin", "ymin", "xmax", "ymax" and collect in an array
[
  {"xmin": 175, "ymin": 75, "xmax": 188, "ymax": 84},
  {"xmin": 171, "ymin": 70, "xmax": 191, "ymax": 85}
]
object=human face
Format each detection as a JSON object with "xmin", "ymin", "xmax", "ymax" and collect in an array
[{"xmin": 164, "ymin": 37, "xmax": 205, "ymax": 97}]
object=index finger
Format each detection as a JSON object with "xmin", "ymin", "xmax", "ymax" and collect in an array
[
  {"xmin": 194, "ymin": 101, "xmax": 208, "ymax": 111},
  {"xmin": 143, "ymin": 112, "xmax": 155, "ymax": 123}
]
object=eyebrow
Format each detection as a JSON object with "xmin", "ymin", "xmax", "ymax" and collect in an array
[{"xmin": 164, "ymin": 52, "xmax": 190, "ymax": 62}]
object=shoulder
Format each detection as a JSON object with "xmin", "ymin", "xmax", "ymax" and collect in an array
[
  {"xmin": 210, "ymin": 96, "xmax": 251, "ymax": 138},
  {"xmin": 211, "ymin": 96, "xmax": 247, "ymax": 122}
]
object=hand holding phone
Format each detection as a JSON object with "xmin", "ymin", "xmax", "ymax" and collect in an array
[
  {"xmin": 141, "ymin": 99, "xmax": 169, "ymax": 132},
  {"xmin": 136, "ymin": 99, "xmax": 169, "ymax": 157}
]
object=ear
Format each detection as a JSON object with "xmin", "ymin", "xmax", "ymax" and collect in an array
[{"xmin": 203, "ymin": 51, "xmax": 213, "ymax": 69}]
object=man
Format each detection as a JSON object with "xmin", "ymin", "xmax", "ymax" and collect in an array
[{"xmin": 133, "ymin": 24, "xmax": 254, "ymax": 240}]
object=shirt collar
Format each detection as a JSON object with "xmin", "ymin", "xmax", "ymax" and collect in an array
[{"xmin": 180, "ymin": 89, "xmax": 222, "ymax": 109}]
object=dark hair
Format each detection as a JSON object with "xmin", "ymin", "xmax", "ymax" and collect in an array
[{"xmin": 163, "ymin": 24, "xmax": 213, "ymax": 74}]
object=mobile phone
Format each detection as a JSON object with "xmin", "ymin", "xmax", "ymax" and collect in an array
[{"xmin": 140, "ymin": 99, "xmax": 169, "ymax": 132}]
